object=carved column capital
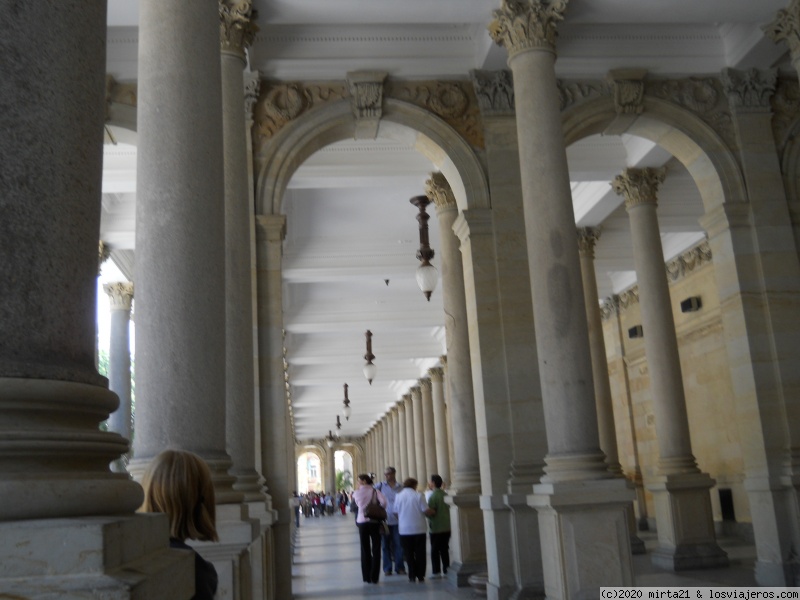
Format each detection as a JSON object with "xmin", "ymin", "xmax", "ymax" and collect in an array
[
  {"xmin": 418, "ymin": 378, "xmax": 432, "ymax": 391},
  {"xmin": 428, "ymin": 367, "xmax": 444, "ymax": 382},
  {"xmin": 764, "ymin": 0, "xmax": 800, "ymax": 62},
  {"xmin": 425, "ymin": 172, "xmax": 457, "ymax": 211},
  {"xmin": 721, "ymin": 68, "xmax": 777, "ymax": 113},
  {"xmin": 577, "ymin": 227, "xmax": 601, "ymax": 258},
  {"xmin": 470, "ymin": 69, "xmax": 515, "ymax": 116},
  {"xmin": 612, "ymin": 167, "xmax": 666, "ymax": 210},
  {"xmin": 103, "ymin": 282, "xmax": 134, "ymax": 311},
  {"xmin": 488, "ymin": 0, "xmax": 568, "ymax": 57},
  {"xmin": 607, "ymin": 68, "xmax": 647, "ymax": 115},
  {"xmin": 219, "ymin": 0, "xmax": 259, "ymax": 58}
]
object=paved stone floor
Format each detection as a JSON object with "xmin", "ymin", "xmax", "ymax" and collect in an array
[{"xmin": 291, "ymin": 514, "xmax": 758, "ymax": 599}]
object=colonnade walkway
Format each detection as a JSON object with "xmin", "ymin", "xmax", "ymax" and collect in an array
[{"xmin": 291, "ymin": 515, "xmax": 758, "ymax": 599}]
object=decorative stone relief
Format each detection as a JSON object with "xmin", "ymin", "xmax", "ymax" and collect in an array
[
  {"xmin": 600, "ymin": 288, "xmax": 640, "ymax": 320},
  {"xmin": 763, "ymin": 0, "xmax": 800, "ymax": 61},
  {"xmin": 219, "ymin": 0, "xmax": 258, "ymax": 57},
  {"xmin": 488, "ymin": 0, "xmax": 569, "ymax": 55},
  {"xmin": 771, "ymin": 76, "xmax": 800, "ymax": 152},
  {"xmin": 665, "ymin": 241, "xmax": 712, "ymax": 282},
  {"xmin": 103, "ymin": 282, "xmax": 134, "ymax": 311},
  {"xmin": 425, "ymin": 172, "xmax": 457, "ymax": 210},
  {"xmin": 347, "ymin": 71, "xmax": 386, "ymax": 121},
  {"xmin": 608, "ymin": 69, "xmax": 647, "ymax": 115},
  {"xmin": 556, "ymin": 79, "xmax": 611, "ymax": 112},
  {"xmin": 612, "ymin": 167, "xmax": 666, "ymax": 209},
  {"xmin": 471, "ymin": 69, "xmax": 515, "ymax": 116},
  {"xmin": 721, "ymin": 68, "xmax": 777, "ymax": 112},
  {"xmin": 244, "ymin": 70, "xmax": 261, "ymax": 120},
  {"xmin": 105, "ymin": 75, "xmax": 137, "ymax": 113},
  {"xmin": 645, "ymin": 77, "xmax": 736, "ymax": 151},
  {"xmin": 577, "ymin": 227, "xmax": 601, "ymax": 258},
  {"xmin": 252, "ymin": 81, "xmax": 348, "ymax": 148},
  {"xmin": 385, "ymin": 79, "xmax": 484, "ymax": 148},
  {"xmin": 98, "ymin": 240, "xmax": 111, "ymax": 274}
]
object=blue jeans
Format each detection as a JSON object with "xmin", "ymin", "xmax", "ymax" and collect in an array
[{"xmin": 381, "ymin": 523, "xmax": 404, "ymax": 573}]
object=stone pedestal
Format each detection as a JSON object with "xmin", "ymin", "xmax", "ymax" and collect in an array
[
  {"xmin": 648, "ymin": 473, "xmax": 729, "ymax": 570},
  {"xmin": 504, "ymin": 494, "xmax": 545, "ymax": 600},
  {"xmin": 530, "ymin": 480, "xmax": 634, "ymax": 600},
  {"xmin": 0, "ymin": 515, "xmax": 193, "ymax": 599},
  {"xmin": 447, "ymin": 492, "xmax": 487, "ymax": 587}
]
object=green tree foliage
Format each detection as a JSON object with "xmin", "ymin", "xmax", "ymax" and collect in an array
[{"xmin": 336, "ymin": 469, "xmax": 353, "ymax": 492}]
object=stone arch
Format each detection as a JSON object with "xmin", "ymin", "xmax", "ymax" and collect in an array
[
  {"xmin": 254, "ymin": 97, "xmax": 490, "ymax": 216},
  {"xmin": 561, "ymin": 94, "xmax": 747, "ymax": 214}
]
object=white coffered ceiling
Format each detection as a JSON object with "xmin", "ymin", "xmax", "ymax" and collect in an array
[{"xmin": 102, "ymin": 0, "xmax": 791, "ymax": 443}]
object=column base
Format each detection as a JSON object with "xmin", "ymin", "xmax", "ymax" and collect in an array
[
  {"xmin": 529, "ymin": 478, "xmax": 635, "ymax": 600},
  {"xmin": 503, "ymin": 493, "xmax": 545, "ymax": 599},
  {"xmin": 0, "ymin": 514, "xmax": 193, "ymax": 599},
  {"xmin": 648, "ymin": 472, "xmax": 729, "ymax": 571},
  {"xmin": 447, "ymin": 491, "xmax": 487, "ymax": 587}
]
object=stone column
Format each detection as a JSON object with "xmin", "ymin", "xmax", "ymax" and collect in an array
[
  {"xmin": 391, "ymin": 407, "xmax": 401, "ymax": 471},
  {"xmin": 404, "ymin": 393, "xmax": 417, "ymax": 480},
  {"xmin": 420, "ymin": 378, "xmax": 438, "ymax": 480},
  {"xmin": 255, "ymin": 214, "xmax": 292, "ymax": 600},
  {"xmin": 104, "ymin": 282, "xmax": 134, "ymax": 454},
  {"xmin": 412, "ymin": 385, "xmax": 427, "ymax": 486},
  {"xmin": 220, "ymin": 0, "xmax": 262, "ymax": 502},
  {"xmin": 613, "ymin": 167, "xmax": 727, "ymax": 570},
  {"xmin": 429, "ymin": 367, "xmax": 451, "ymax": 484},
  {"xmin": 132, "ymin": 0, "xmax": 238, "ymax": 496},
  {"xmin": 577, "ymin": 229, "xmax": 645, "ymax": 554},
  {"xmin": 325, "ymin": 445, "xmax": 336, "ymax": 494},
  {"xmin": 426, "ymin": 175, "xmax": 486, "ymax": 587},
  {"xmin": 397, "ymin": 402, "xmax": 408, "ymax": 477},
  {"xmin": 490, "ymin": 3, "xmax": 634, "ymax": 597},
  {"xmin": 0, "ymin": 3, "xmax": 192, "ymax": 595}
]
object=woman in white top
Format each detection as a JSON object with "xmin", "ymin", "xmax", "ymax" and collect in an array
[{"xmin": 392, "ymin": 478, "xmax": 434, "ymax": 583}]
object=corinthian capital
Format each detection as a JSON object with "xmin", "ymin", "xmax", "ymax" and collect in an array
[
  {"xmin": 577, "ymin": 227, "xmax": 601, "ymax": 258},
  {"xmin": 612, "ymin": 168, "xmax": 666, "ymax": 210},
  {"xmin": 103, "ymin": 282, "xmax": 134, "ymax": 311},
  {"xmin": 425, "ymin": 172, "xmax": 457, "ymax": 211},
  {"xmin": 220, "ymin": 0, "xmax": 259, "ymax": 57},
  {"xmin": 488, "ymin": 0, "xmax": 569, "ymax": 57},
  {"xmin": 764, "ymin": 0, "xmax": 800, "ymax": 60},
  {"xmin": 721, "ymin": 68, "xmax": 777, "ymax": 112}
]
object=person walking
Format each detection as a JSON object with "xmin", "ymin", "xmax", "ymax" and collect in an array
[
  {"xmin": 352, "ymin": 473, "xmax": 388, "ymax": 585},
  {"xmin": 427, "ymin": 474, "xmax": 451, "ymax": 578},
  {"xmin": 393, "ymin": 477, "xmax": 433, "ymax": 583},
  {"xmin": 375, "ymin": 466, "xmax": 405, "ymax": 576}
]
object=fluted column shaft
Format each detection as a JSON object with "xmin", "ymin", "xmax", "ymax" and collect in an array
[
  {"xmin": 491, "ymin": 5, "xmax": 604, "ymax": 481},
  {"xmin": 412, "ymin": 385, "xmax": 427, "ymax": 486},
  {"xmin": 255, "ymin": 214, "xmax": 292, "ymax": 598},
  {"xmin": 397, "ymin": 403, "xmax": 408, "ymax": 477},
  {"xmin": 0, "ymin": 0, "xmax": 141, "ymax": 520},
  {"xmin": 220, "ymin": 5, "xmax": 262, "ymax": 500},
  {"xmin": 429, "ymin": 180, "xmax": 480, "ymax": 491},
  {"xmin": 577, "ymin": 229, "xmax": 623, "ymax": 474},
  {"xmin": 104, "ymin": 282, "xmax": 134, "ymax": 446},
  {"xmin": 429, "ymin": 367, "xmax": 451, "ymax": 484},
  {"xmin": 133, "ymin": 0, "xmax": 238, "ymax": 502},
  {"xmin": 404, "ymin": 394, "xmax": 417, "ymax": 480},
  {"xmin": 391, "ymin": 408, "xmax": 400, "ymax": 471},
  {"xmin": 613, "ymin": 170, "xmax": 696, "ymax": 471},
  {"xmin": 420, "ymin": 378, "xmax": 438, "ymax": 480}
]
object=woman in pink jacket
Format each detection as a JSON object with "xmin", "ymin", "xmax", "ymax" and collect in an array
[{"xmin": 352, "ymin": 473, "xmax": 388, "ymax": 584}]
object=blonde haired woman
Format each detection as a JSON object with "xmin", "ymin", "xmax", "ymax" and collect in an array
[{"xmin": 141, "ymin": 450, "xmax": 218, "ymax": 600}]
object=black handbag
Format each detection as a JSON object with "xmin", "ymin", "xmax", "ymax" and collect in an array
[{"xmin": 364, "ymin": 489, "xmax": 387, "ymax": 521}]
